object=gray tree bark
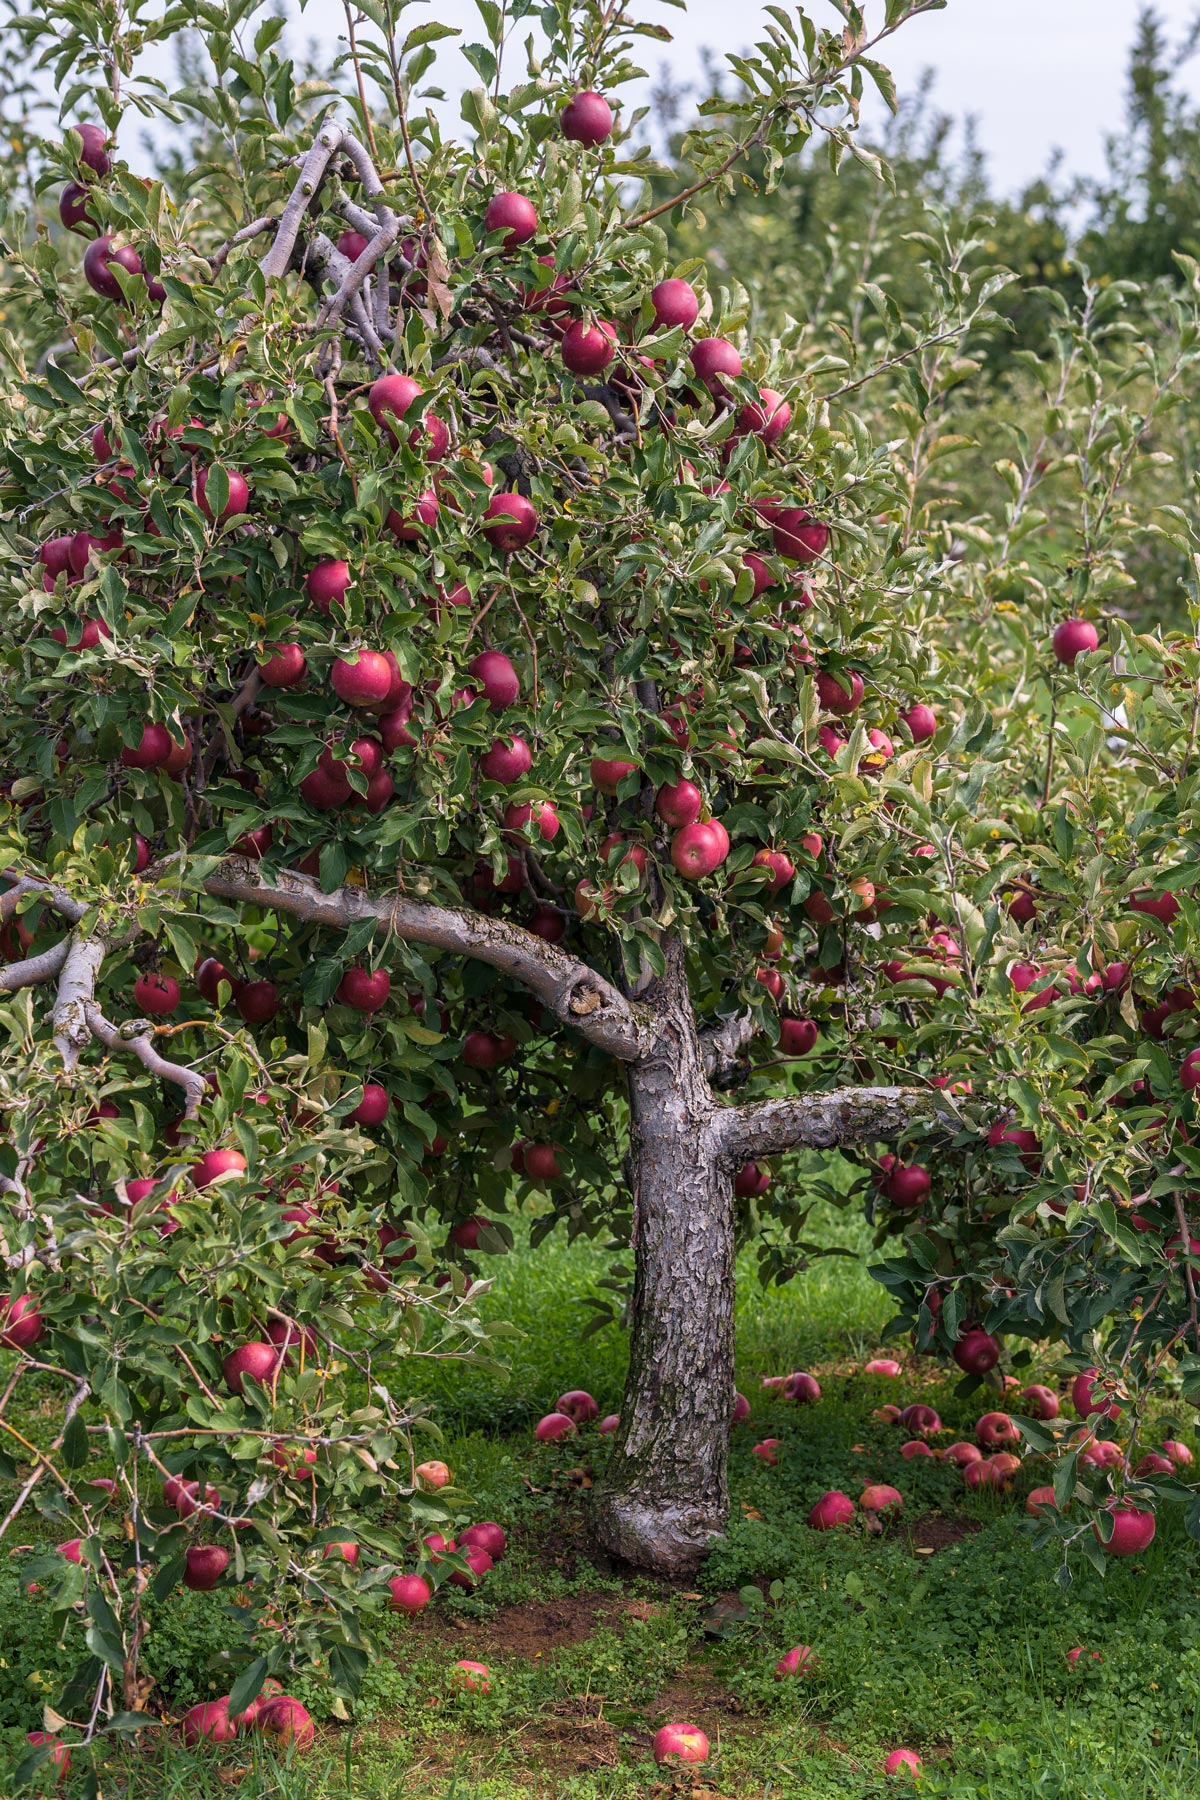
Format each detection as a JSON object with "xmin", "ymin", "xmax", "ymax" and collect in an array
[{"xmin": 591, "ymin": 946, "xmax": 735, "ymax": 1576}]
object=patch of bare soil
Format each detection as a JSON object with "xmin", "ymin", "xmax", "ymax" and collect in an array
[
  {"xmin": 905, "ymin": 1510, "xmax": 983, "ymax": 1554},
  {"xmin": 427, "ymin": 1590, "xmax": 638, "ymax": 1659}
]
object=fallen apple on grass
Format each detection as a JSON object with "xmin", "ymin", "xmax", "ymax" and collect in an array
[{"xmin": 652, "ymin": 1722, "xmax": 709, "ymax": 1765}]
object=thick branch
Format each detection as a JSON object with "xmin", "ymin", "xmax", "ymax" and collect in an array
[
  {"xmin": 260, "ymin": 120, "xmax": 347, "ymax": 279},
  {"xmin": 0, "ymin": 939, "xmax": 70, "ymax": 994},
  {"xmin": 717, "ymin": 1085, "xmax": 960, "ymax": 1163},
  {"xmin": 202, "ymin": 859, "xmax": 657, "ymax": 1063},
  {"xmin": 51, "ymin": 931, "xmax": 106, "ymax": 1072},
  {"xmin": 699, "ymin": 1008, "xmax": 756, "ymax": 1085},
  {"xmin": 83, "ymin": 1006, "xmax": 208, "ymax": 1118}
]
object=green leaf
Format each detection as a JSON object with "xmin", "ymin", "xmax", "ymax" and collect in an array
[
  {"xmin": 61, "ymin": 1409, "xmax": 90, "ymax": 1469},
  {"xmin": 227, "ymin": 1655, "xmax": 268, "ymax": 1721}
]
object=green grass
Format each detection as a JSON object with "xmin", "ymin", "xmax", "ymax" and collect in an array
[{"xmin": 3, "ymin": 1201, "xmax": 1199, "ymax": 1798}]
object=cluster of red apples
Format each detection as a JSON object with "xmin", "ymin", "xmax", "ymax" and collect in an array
[{"xmin": 753, "ymin": 1351, "xmax": 1179, "ymax": 1562}]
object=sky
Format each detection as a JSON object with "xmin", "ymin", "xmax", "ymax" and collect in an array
[{"xmin": 278, "ymin": 0, "xmax": 1200, "ymax": 194}]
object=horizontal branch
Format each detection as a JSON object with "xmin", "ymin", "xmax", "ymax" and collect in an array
[
  {"xmin": 203, "ymin": 859, "xmax": 657, "ymax": 1063},
  {"xmin": 717, "ymin": 1084, "xmax": 961, "ymax": 1163},
  {"xmin": 0, "ymin": 938, "xmax": 69, "ymax": 994}
]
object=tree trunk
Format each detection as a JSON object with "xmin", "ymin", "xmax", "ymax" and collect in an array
[{"xmin": 592, "ymin": 954, "xmax": 735, "ymax": 1576}]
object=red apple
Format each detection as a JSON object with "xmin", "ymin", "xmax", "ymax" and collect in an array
[
  {"xmin": 650, "ymin": 278, "xmax": 699, "ymax": 332},
  {"xmin": 1128, "ymin": 889, "xmax": 1180, "ymax": 925},
  {"xmin": 524, "ymin": 1143, "xmax": 562, "ymax": 1183},
  {"xmin": 458, "ymin": 1521, "xmax": 507, "ymax": 1562},
  {"xmin": 772, "ymin": 508, "xmax": 829, "ymax": 564},
  {"xmin": 83, "ymin": 234, "xmax": 143, "ymax": 301},
  {"xmin": 670, "ymin": 820, "xmax": 728, "ymax": 880},
  {"xmin": 256, "ymin": 1696, "xmax": 314, "ymax": 1750},
  {"xmin": 322, "ymin": 1539, "xmax": 359, "ymax": 1564},
  {"xmin": 736, "ymin": 387, "xmax": 791, "ymax": 445},
  {"xmin": 484, "ymin": 191, "xmax": 538, "ymax": 248},
  {"xmin": 899, "ymin": 1403, "xmax": 941, "ymax": 1434},
  {"xmin": 194, "ymin": 466, "xmax": 249, "ymax": 522},
  {"xmin": 184, "ymin": 1544, "xmax": 229, "ymax": 1591},
  {"xmin": 415, "ymin": 1459, "xmax": 452, "ymax": 1488},
  {"xmin": 336, "ymin": 966, "xmax": 391, "ymax": 1012},
  {"xmin": 807, "ymin": 1490, "xmax": 854, "ymax": 1530},
  {"xmin": 461, "ymin": 1031, "xmax": 511, "ymax": 1070},
  {"xmin": 258, "ymin": 643, "xmax": 306, "ymax": 688},
  {"xmin": 883, "ymin": 1748, "xmax": 922, "ymax": 1779},
  {"xmin": 0, "ymin": 1294, "xmax": 44, "ymax": 1350},
  {"xmin": 901, "ymin": 702, "xmax": 937, "ymax": 742},
  {"xmin": 388, "ymin": 1572, "xmax": 431, "ymax": 1614},
  {"xmin": 775, "ymin": 1645, "xmax": 818, "ymax": 1679},
  {"xmin": 655, "ymin": 779, "xmax": 702, "ymax": 827},
  {"xmin": 450, "ymin": 1660, "xmax": 491, "ymax": 1694},
  {"xmin": 1094, "ymin": 1503, "xmax": 1155, "ymax": 1557},
  {"xmin": 864, "ymin": 1357, "xmax": 902, "ymax": 1377},
  {"xmin": 181, "ymin": 1699, "xmax": 236, "ymax": 1745},
  {"xmin": 561, "ymin": 90, "xmax": 614, "ymax": 146},
  {"xmin": 221, "ymin": 1341, "xmax": 281, "ymax": 1394},
  {"xmin": 60, "ymin": 181, "xmax": 98, "ymax": 234},
  {"xmin": 953, "ymin": 1328, "xmax": 1000, "ymax": 1375},
  {"xmin": 751, "ymin": 848, "xmax": 796, "ymax": 894},
  {"xmin": 306, "ymin": 559, "xmax": 353, "ymax": 612},
  {"xmin": 860, "ymin": 1483, "xmax": 903, "ymax": 1513},
  {"xmin": 535, "ymin": 1411, "xmax": 576, "ymax": 1442},
  {"xmin": 653, "ymin": 1723, "xmax": 709, "ymax": 1766},
  {"xmin": 784, "ymin": 1371, "xmax": 820, "ymax": 1404},
  {"xmin": 504, "ymin": 799, "xmax": 560, "ymax": 841},
  {"xmin": 975, "ymin": 1411, "xmax": 1018, "ymax": 1450},
  {"xmin": 689, "ymin": 337, "xmax": 742, "ymax": 394},
  {"xmin": 332, "ymin": 651, "xmax": 394, "ymax": 707},
  {"xmin": 1052, "ymin": 618, "xmax": 1100, "ymax": 663},
  {"xmin": 482, "ymin": 492, "xmax": 539, "ymax": 550},
  {"xmin": 561, "ymin": 319, "xmax": 617, "ymax": 376},
  {"xmin": 1019, "ymin": 1384, "xmax": 1059, "ymax": 1419},
  {"xmin": 1072, "ymin": 1368, "xmax": 1122, "ymax": 1419},
  {"xmin": 121, "ymin": 723, "xmax": 174, "ymax": 770},
  {"xmin": 479, "ymin": 736, "xmax": 533, "ymax": 784},
  {"xmin": 469, "ymin": 650, "xmax": 520, "ymax": 709},
  {"xmin": 133, "ymin": 972, "xmax": 179, "ymax": 1016},
  {"xmin": 196, "ymin": 957, "xmax": 241, "ymax": 1004},
  {"xmin": 816, "ymin": 669, "xmax": 864, "ymax": 714},
  {"xmin": 881, "ymin": 1162, "xmax": 929, "ymax": 1208},
  {"xmin": 940, "ymin": 1441, "xmax": 982, "ymax": 1468},
  {"xmin": 190, "ymin": 1149, "xmax": 247, "ymax": 1187},
  {"xmin": 337, "ymin": 229, "xmax": 370, "ymax": 260},
  {"xmin": 236, "ymin": 979, "xmax": 279, "ymax": 1026},
  {"xmin": 751, "ymin": 1438, "xmax": 780, "ymax": 1465},
  {"xmin": 591, "ymin": 755, "xmax": 638, "ymax": 794},
  {"xmin": 368, "ymin": 373, "xmax": 449, "ymax": 459},
  {"xmin": 350, "ymin": 1083, "xmax": 390, "ymax": 1126},
  {"xmin": 779, "ymin": 1016, "xmax": 818, "ymax": 1056}
]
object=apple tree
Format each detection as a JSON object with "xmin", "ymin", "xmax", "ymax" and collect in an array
[{"xmin": 6, "ymin": 0, "xmax": 1187, "ymax": 1679}]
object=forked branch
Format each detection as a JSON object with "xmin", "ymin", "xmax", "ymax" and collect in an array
[
  {"xmin": 203, "ymin": 858, "xmax": 657, "ymax": 1063},
  {"xmin": 83, "ymin": 1006, "xmax": 208, "ymax": 1118}
]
